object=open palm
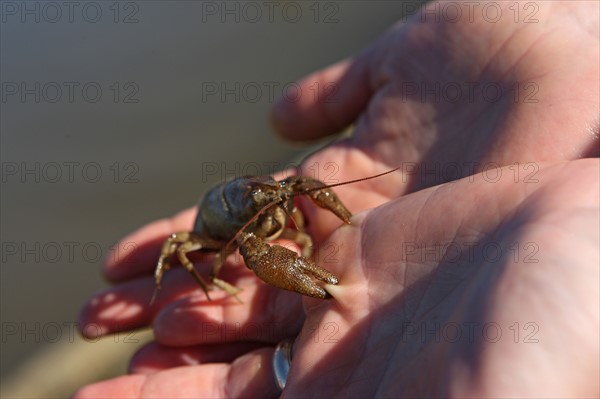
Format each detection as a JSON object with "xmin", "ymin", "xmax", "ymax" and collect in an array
[
  {"xmin": 76, "ymin": 1, "xmax": 599, "ymax": 397},
  {"xmin": 284, "ymin": 159, "xmax": 599, "ymax": 397}
]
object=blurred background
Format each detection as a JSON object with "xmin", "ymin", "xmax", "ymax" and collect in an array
[{"xmin": 1, "ymin": 1, "xmax": 424, "ymax": 397}]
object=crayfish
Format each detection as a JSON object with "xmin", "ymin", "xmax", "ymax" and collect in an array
[{"xmin": 153, "ymin": 168, "xmax": 398, "ymax": 301}]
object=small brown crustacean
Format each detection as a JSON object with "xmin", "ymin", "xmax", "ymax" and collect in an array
[{"xmin": 153, "ymin": 168, "xmax": 398, "ymax": 301}]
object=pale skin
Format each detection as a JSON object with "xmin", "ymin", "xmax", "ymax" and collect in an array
[{"xmin": 75, "ymin": 1, "xmax": 599, "ymax": 398}]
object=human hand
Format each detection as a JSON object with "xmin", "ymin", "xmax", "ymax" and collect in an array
[
  {"xmin": 271, "ymin": 0, "xmax": 599, "ymax": 243},
  {"xmin": 75, "ymin": 1, "xmax": 599, "ymax": 397},
  {"xmin": 74, "ymin": 160, "xmax": 599, "ymax": 398},
  {"xmin": 282, "ymin": 159, "xmax": 599, "ymax": 397}
]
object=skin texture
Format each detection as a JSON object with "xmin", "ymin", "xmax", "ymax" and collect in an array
[{"xmin": 75, "ymin": 1, "xmax": 599, "ymax": 398}]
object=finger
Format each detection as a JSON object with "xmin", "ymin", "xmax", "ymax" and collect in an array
[
  {"xmin": 78, "ymin": 273, "xmax": 189, "ymax": 338},
  {"xmin": 104, "ymin": 207, "xmax": 196, "ymax": 282},
  {"xmin": 79, "ymin": 262, "xmax": 258, "ymax": 338},
  {"xmin": 271, "ymin": 50, "xmax": 374, "ymax": 141},
  {"xmin": 129, "ymin": 341, "xmax": 267, "ymax": 374},
  {"xmin": 81, "ymin": 235, "xmax": 307, "ymax": 338},
  {"xmin": 154, "ymin": 283, "xmax": 304, "ymax": 346},
  {"xmin": 73, "ymin": 348, "xmax": 280, "ymax": 399}
]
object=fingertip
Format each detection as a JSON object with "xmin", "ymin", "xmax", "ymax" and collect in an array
[
  {"xmin": 227, "ymin": 348, "xmax": 281, "ymax": 398},
  {"xmin": 271, "ymin": 57, "xmax": 372, "ymax": 141},
  {"xmin": 78, "ymin": 281, "xmax": 153, "ymax": 338},
  {"xmin": 270, "ymin": 96, "xmax": 294, "ymax": 138},
  {"xmin": 77, "ymin": 294, "xmax": 112, "ymax": 339}
]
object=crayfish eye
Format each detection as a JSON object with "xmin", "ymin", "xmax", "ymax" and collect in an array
[
  {"xmin": 250, "ymin": 189, "xmax": 268, "ymax": 205},
  {"xmin": 250, "ymin": 187, "xmax": 263, "ymax": 196}
]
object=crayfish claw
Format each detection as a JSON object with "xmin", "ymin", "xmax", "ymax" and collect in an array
[{"xmin": 239, "ymin": 232, "xmax": 339, "ymax": 299}]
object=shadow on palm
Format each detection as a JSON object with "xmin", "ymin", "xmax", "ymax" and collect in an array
[{"xmin": 286, "ymin": 160, "xmax": 598, "ymax": 397}]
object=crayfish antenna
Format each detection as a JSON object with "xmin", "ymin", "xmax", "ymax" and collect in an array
[
  {"xmin": 149, "ymin": 286, "xmax": 160, "ymax": 306},
  {"xmin": 292, "ymin": 166, "xmax": 403, "ymax": 195},
  {"xmin": 231, "ymin": 291, "xmax": 243, "ymax": 304}
]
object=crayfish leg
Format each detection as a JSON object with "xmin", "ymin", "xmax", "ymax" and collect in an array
[
  {"xmin": 153, "ymin": 232, "xmax": 213, "ymax": 302},
  {"xmin": 155, "ymin": 232, "xmax": 192, "ymax": 289},
  {"xmin": 173, "ymin": 240, "xmax": 212, "ymax": 300},
  {"xmin": 279, "ymin": 228, "xmax": 313, "ymax": 258}
]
